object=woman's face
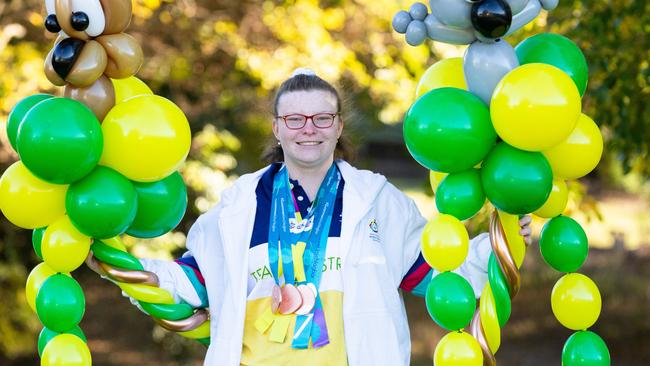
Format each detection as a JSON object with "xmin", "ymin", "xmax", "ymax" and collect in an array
[{"xmin": 273, "ymin": 90, "xmax": 343, "ymax": 170}]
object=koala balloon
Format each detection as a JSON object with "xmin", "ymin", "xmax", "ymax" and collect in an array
[
  {"xmin": 392, "ymin": 0, "xmax": 554, "ymax": 104},
  {"xmin": 43, "ymin": 0, "xmax": 143, "ymax": 120}
]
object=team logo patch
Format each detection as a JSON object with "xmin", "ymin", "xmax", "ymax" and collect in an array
[
  {"xmin": 368, "ymin": 219, "xmax": 380, "ymax": 242},
  {"xmin": 369, "ymin": 219, "xmax": 378, "ymax": 233}
]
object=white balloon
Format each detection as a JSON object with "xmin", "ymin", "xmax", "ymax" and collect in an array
[
  {"xmin": 71, "ymin": 0, "xmax": 105, "ymax": 37},
  {"xmin": 44, "ymin": 0, "xmax": 55, "ymax": 15}
]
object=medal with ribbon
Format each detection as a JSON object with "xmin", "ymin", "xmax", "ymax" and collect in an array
[{"xmin": 255, "ymin": 163, "xmax": 340, "ymax": 349}]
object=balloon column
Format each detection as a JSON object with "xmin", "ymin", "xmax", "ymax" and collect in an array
[
  {"xmin": 394, "ymin": 1, "xmax": 609, "ymax": 365},
  {"xmin": 0, "ymin": 1, "xmax": 208, "ymax": 364}
]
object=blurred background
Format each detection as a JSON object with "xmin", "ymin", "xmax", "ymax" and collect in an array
[{"xmin": 0, "ymin": 0, "xmax": 648, "ymax": 365}]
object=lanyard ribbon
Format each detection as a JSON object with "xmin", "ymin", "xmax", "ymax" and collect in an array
[{"xmin": 266, "ymin": 163, "xmax": 340, "ymax": 349}]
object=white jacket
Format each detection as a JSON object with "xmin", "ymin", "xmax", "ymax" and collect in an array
[{"xmin": 141, "ymin": 161, "xmax": 491, "ymax": 366}]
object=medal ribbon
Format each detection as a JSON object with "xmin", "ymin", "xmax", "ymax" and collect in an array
[{"xmin": 266, "ymin": 163, "xmax": 340, "ymax": 349}]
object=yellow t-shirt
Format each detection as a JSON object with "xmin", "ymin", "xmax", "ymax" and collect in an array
[{"xmin": 240, "ymin": 238, "xmax": 347, "ymax": 365}]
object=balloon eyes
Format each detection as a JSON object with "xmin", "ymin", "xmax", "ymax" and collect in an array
[
  {"xmin": 45, "ymin": 12, "xmax": 90, "ymax": 33},
  {"xmin": 45, "ymin": 14, "xmax": 61, "ymax": 33},
  {"xmin": 71, "ymin": 12, "xmax": 90, "ymax": 31}
]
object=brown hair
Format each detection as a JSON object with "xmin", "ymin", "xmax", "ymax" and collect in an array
[{"xmin": 261, "ymin": 73, "xmax": 356, "ymax": 163}]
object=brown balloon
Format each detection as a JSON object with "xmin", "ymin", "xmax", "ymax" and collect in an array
[
  {"xmin": 469, "ymin": 310, "xmax": 497, "ymax": 366},
  {"xmin": 85, "ymin": 252, "xmax": 109, "ymax": 277},
  {"xmin": 96, "ymin": 33, "xmax": 143, "ymax": 79},
  {"xmin": 54, "ymin": 0, "xmax": 90, "ymax": 41},
  {"xmin": 100, "ymin": 0, "xmax": 133, "ymax": 34},
  {"xmin": 65, "ymin": 40, "xmax": 108, "ymax": 87},
  {"xmin": 97, "ymin": 260, "xmax": 160, "ymax": 286},
  {"xmin": 489, "ymin": 211, "xmax": 521, "ymax": 297},
  {"xmin": 153, "ymin": 309, "xmax": 210, "ymax": 332},
  {"xmin": 64, "ymin": 75, "xmax": 115, "ymax": 121}
]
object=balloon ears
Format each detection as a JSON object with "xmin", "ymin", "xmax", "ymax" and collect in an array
[{"xmin": 99, "ymin": 0, "xmax": 133, "ymax": 34}]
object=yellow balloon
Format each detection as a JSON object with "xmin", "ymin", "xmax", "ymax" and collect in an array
[
  {"xmin": 111, "ymin": 76, "xmax": 153, "ymax": 104},
  {"xmin": 42, "ymin": 216, "xmax": 91, "ymax": 273},
  {"xmin": 497, "ymin": 211, "xmax": 526, "ymax": 268},
  {"xmin": 421, "ymin": 214, "xmax": 469, "ymax": 272},
  {"xmin": 429, "ymin": 170, "xmax": 448, "ymax": 194},
  {"xmin": 416, "ymin": 57, "xmax": 467, "ymax": 98},
  {"xmin": 534, "ymin": 178, "xmax": 568, "ymax": 218},
  {"xmin": 41, "ymin": 333, "xmax": 91, "ymax": 366},
  {"xmin": 491, "ymin": 63, "xmax": 582, "ymax": 151},
  {"xmin": 543, "ymin": 114, "xmax": 603, "ymax": 179},
  {"xmin": 100, "ymin": 236, "xmax": 127, "ymax": 252},
  {"xmin": 117, "ymin": 282, "xmax": 175, "ymax": 304},
  {"xmin": 100, "ymin": 95, "xmax": 191, "ymax": 182},
  {"xmin": 0, "ymin": 162, "xmax": 67, "ymax": 229},
  {"xmin": 479, "ymin": 284, "xmax": 501, "ymax": 353},
  {"xmin": 25, "ymin": 263, "xmax": 70, "ymax": 313},
  {"xmin": 434, "ymin": 331, "xmax": 483, "ymax": 366},
  {"xmin": 178, "ymin": 321, "xmax": 211, "ymax": 339},
  {"xmin": 551, "ymin": 273, "xmax": 602, "ymax": 330}
]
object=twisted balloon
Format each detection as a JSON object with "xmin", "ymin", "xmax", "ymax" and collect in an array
[
  {"xmin": 469, "ymin": 210, "xmax": 526, "ymax": 364},
  {"xmin": 85, "ymin": 238, "xmax": 210, "ymax": 345}
]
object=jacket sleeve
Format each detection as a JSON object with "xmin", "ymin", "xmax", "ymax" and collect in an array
[{"xmin": 136, "ymin": 222, "xmax": 209, "ymax": 308}]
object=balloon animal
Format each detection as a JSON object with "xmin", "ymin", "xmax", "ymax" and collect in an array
[{"xmin": 43, "ymin": 0, "xmax": 143, "ymax": 120}]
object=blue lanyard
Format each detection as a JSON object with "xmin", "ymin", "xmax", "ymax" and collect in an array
[
  {"xmin": 268, "ymin": 163, "xmax": 339, "ymax": 286},
  {"xmin": 267, "ymin": 163, "xmax": 340, "ymax": 348}
]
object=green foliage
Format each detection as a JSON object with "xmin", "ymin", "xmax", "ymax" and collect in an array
[{"xmin": 549, "ymin": 0, "xmax": 650, "ymax": 175}]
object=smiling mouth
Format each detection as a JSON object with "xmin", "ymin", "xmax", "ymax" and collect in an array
[{"xmin": 297, "ymin": 141, "xmax": 322, "ymax": 146}]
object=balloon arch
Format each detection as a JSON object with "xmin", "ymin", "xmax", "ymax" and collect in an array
[{"xmin": 0, "ymin": 0, "xmax": 609, "ymax": 365}]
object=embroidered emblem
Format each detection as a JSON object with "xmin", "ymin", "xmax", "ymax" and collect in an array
[{"xmin": 368, "ymin": 219, "xmax": 380, "ymax": 242}]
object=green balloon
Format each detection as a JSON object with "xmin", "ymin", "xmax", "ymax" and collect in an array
[
  {"xmin": 127, "ymin": 172, "xmax": 187, "ymax": 238},
  {"xmin": 562, "ymin": 331, "xmax": 611, "ymax": 366},
  {"xmin": 35, "ymin": 274, "xmax": 85, "ymax": 333},
  {"xmin": 481, "ymin": 142, "xmax": 553, "ymax": 214},
  {"xmin": 539, "ymin": 216, "xmax": 588, "ymax": 272},
  {"xmin": 488, "ymin": 253, "xmax": 511, "ymax": 327},
  {"xmin": 32, "ymin": 227, "xmax": 46, "ymax": 260},
  {"xmin": 66, "ymin": 166, "xmax": 137, "ymax": 239},
  {"xmin": 436, "ymin": 168, "xmax": 485, "ymax": 220},
  {"xmin": 6, "ymin": 94, "xmax": 54, "ymax": 152},
  {"xmin": 16, "ymin": 97, "xmax": 103, "ymax": 184},
  {"xmin": 425, "ymin": 272, "xmax": 476, "ymax": 331},
  {"xmin": 404, "ymin": 87, "xmax": 496, "ymax": 173},
  {"xmin": 38, "ymin": 325, "xmax": 87, "ymax": 357},
  {"xmin": 516, "ymin": 33, "xmax": 589, "ymax": 96}
]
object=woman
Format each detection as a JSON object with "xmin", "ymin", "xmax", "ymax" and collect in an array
[{"xmin": 140, "ymin": 68, "xmax": 532, "ymax": 366}]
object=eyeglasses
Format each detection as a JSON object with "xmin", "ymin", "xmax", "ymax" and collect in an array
[{"xmin": 275, "ymin": 113, "xmax": 339, "ymax": 130}]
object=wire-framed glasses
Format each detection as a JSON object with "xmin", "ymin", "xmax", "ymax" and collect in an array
[{"xmin": 276, "ymin": 112, "xmax": 339, "ymax": 129}]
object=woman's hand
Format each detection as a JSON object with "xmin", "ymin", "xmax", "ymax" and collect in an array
[{"xmin": 519, "ymin": 215, "xmax": 533, "ymax": 246}]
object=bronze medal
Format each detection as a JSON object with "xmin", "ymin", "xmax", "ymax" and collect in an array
[
  {"xmin": 295, "ymin": 284, "xmax": 316, "ymax": 315},
  {"xmin": 279, "ymin": 283, "xmax": 302, "ymax": 314},
  {"xmin": 271, "ymin": 284, "xmax": 282, "ymax": 314}
]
